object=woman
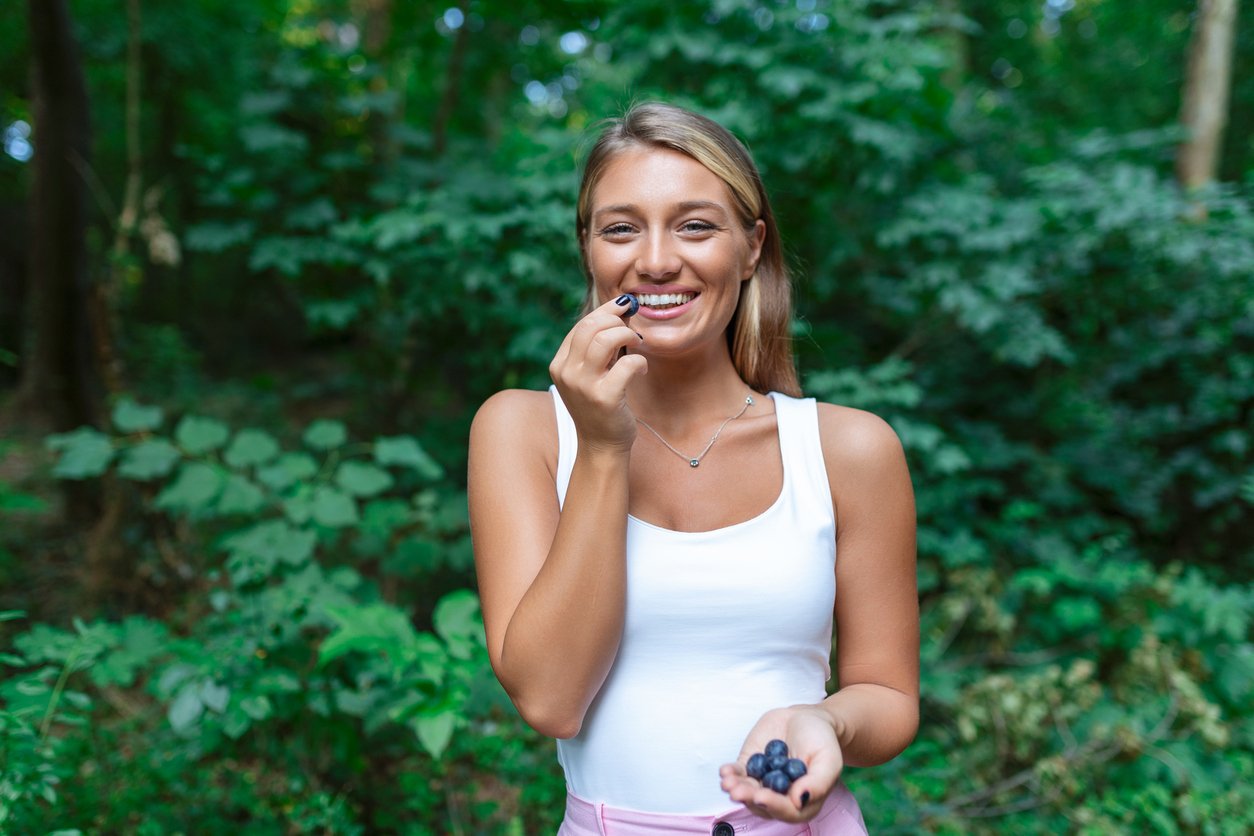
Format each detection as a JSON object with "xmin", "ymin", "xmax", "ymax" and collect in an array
[{"xmin": 469, "ymin": 102, "xmax": 918, "ymax": 834}]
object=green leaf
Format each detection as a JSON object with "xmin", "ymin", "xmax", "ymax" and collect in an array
[
  {"xmin": 257, "ymin": 452, "xmax": 319, "ymax": 491},
  {"xmin": 311, "ymin": 485, "xmax": 358, "ymax": 528},
  {"xmin": 199, "ymin": 680, "xmax": 230, "ymax": 713},
  {"xmin": 156, "ymin": 462, "xmax": 226, "ymax": 512},
  {"xmin": 304, "ymin": 419, "xmax": 347, "ymax": 450},
  {"xmin": 47, "ymin": 428, "xmax": 114, "ymax": 479},
  {"xmin": 168, "ymin": 685, "xmax": 204, "ymax": 733},
  {"xmin": 413, "ymin": 710, "xmax": 456, "ymax": 759},
  {"xmin": 223, "ymin": 429, "xmax": 281, "ymax": 468},
  {"xmin": 117, "ymin": 439, "xmax": 181, "ymax": 481},
  {"xmin": 112, "ymin": 398, "xmax": 164, "ymax": 433},
  {"xmin": 175, "ymin": 415, "xmax": 230, "ymax": 455},
  {"xmin": 240, "ymin": 694, "xmax": 273, "ymax": 721},
  {"xmin": 223, "ymin": 519, "xmax": 316, "ymax": 566},
  {"xmin": 319, "ymin": 603, "xmax": 421, "ymax": 674},
  {"xmin": 216, "ymin": 474, "xmax": 267, "ymax": 515},
  {"xmin": 374, "ymin": 436, "xmax": 443, "ymax": 479},
  {"xmin": 335, "ymin": 460, "xmax": 394, "ymax": 497},
  {"xmin": 433, "ymin": 590, "xmax": 483, "ymax": 660}
]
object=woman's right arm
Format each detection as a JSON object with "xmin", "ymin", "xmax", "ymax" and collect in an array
[{"xmin": 468, "ymin": 299, "xmax": 645, "ymax": 738}]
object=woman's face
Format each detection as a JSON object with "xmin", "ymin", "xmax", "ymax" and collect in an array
[{"xmin": 584, "ymin": 147, "xmax": 765, "ymax": 358}]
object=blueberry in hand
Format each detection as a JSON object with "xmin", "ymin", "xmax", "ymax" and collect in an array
[
  {"xmin": 784, "ymin": 758, "xmax": 808, "ymax": 781},
  {"xmin": 746, "ymin": 753, "xmax": 768, "ymax": 780},
  {"xmin": 764, "ymin": 739, "xmax": 788, "ymax": 759},
  {"xmin": 762, "ymin": 770, "xmax": 792, "ymax": 793},
  {"xmin": 767, "ymin": 753, "xmax": 788, "ymax": 772}
]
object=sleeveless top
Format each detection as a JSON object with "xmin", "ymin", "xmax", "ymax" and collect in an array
[{"xmin": 550, "ymin": 387, "xmax": 838, "ymax": 814}]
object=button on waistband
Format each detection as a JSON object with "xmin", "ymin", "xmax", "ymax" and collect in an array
[{"xmin": 712, "ymin": 822, "xmax": 735, "ymax": 836}]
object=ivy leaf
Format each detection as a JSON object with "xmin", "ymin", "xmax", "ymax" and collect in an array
[
  {"xmin": 118, "ymin": 439, "xmax": 181, "ymax": 481},
  {"xmin": 335, "ymin": 461, "xmax": 394, "ymax": 497},
  {"xmin": 311, "ymin": 485, "xmax": 358, "ymax": 528},
  {"xmin": 112, "ymin": 398, "xmax": 164, "ymax": 433},
  {"xmin": 412, "ymin": 710, "xmax": 456, "ymax": 759},
  {"xmin": 47, "ymin": 428, "xmax": 114, "ymax": 479},
  {"xmin": 175, "ymin": 415, "xmax": 230, "ymax": 455},
  {"xmin": 156, "ymin": 462, "xmax": 226, "ymax": 512},
  {"xmin": 223, "ymin": 429, "xmax": 281, "ymax": 469},
  {"xmin": 303, "ymin": 419, "xmax": 347, "ymax": 450},
  {"xmin": 374, "ymin": 436, "xmax": 443, "ymax": 479}
]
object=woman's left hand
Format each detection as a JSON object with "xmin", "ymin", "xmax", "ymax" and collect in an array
[{"xmin": 718, "ymin": 704, "xmax": 844, "ymax": 822}]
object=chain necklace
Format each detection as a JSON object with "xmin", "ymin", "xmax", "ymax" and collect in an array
[{"xmin": 635, "ymin": 394, "xmax": 755, "ymax": 468}]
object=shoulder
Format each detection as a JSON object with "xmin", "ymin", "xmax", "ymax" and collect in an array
[
  {"xmin": 470, "ymin": 389, "xmax": 559, "ymax": 462},
  {"xmin": 814, "ymin": 401, "xmax": 906, "ymax": 472}
]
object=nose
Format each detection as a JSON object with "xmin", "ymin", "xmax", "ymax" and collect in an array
[{"xmin": 634, "ymin": 232, "xmax": 681, "ymax": 279}]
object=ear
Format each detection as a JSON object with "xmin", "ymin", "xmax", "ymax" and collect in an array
[{"xmin": 742, "ymin": 219, "xmax": 766, "ymax": 281}]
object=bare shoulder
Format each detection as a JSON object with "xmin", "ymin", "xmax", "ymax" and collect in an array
[
  {"xmin": 471, "ymin": 389, "xmax": 557, "ymax": 445},
  {"xmin": 814, "ymin": 401, "xmax": 906, "ymax": 472},
  {"xmin": 469, "ymin": 388, "xmax": 560, "ymax": 477}
]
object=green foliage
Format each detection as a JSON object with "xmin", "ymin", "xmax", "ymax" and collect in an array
[{"xmin": 4, "ymin": 0, "xmax": 1253, "ymax": 831}]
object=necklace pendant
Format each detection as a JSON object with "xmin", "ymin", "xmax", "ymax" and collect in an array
[{"xmin": 689, "ymin": 459, "xmax": 700, "ymax": 468}]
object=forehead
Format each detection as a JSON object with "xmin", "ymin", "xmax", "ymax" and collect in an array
[{"xmin": 590, "ymin": 147, "xmax": 734, "ymax": 212}]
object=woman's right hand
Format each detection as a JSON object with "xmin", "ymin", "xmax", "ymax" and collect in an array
[{"xmin": 548, "ymin": 295, "xmax": 647, "ymax": 455}]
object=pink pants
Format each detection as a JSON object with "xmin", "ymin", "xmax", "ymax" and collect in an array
[{"xmin": 556, "ymin": 783, "xmax": 869, "ymax": 835}]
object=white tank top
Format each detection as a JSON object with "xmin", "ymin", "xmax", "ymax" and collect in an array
[{"xmin": 550, "ymin": 387, "xmax": 837, "ymax": 814}]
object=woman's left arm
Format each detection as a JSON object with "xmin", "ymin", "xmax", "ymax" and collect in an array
[
  {"xmin": 721, "ymin": 405, "xmax": 917, "ymax": 820},
  {"xmin": 821, "ymin": 404, "xmax": 919, "ymax": 765}
]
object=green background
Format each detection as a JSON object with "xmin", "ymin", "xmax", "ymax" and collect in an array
[{"xmin": 1, "ymin": 1, "xmax": 1252, "ymax": 832}]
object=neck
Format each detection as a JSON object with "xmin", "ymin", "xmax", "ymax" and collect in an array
[{"xmin": 626, "ymin": 348, "xmax": 752, "ymax": 434}]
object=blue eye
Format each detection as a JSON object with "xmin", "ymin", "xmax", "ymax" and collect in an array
[
  {"xmin": 598, "ymin": 223, "xmax": 634, "ymax": 237},
  {"xmin": 681, "ymin": 220, "xmax": 718, "ymax": 233}
]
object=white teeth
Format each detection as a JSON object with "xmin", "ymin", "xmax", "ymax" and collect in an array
[{"xmin": 638, "ymin": 293, "xmax": 695, "ymax": 307}]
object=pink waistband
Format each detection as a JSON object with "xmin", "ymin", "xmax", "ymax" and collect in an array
[{"xmin": 556, "ymin": 783, "xmax": 868, "ymax": 835}]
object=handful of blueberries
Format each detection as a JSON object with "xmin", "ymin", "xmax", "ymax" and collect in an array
[{"xmin": 745, "ymin": 739, "xmax": 807, "ymax": 794}]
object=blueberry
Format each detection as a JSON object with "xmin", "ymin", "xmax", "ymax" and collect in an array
[
  {"xmin": 762, "ymin": 770, "xmax": 792, "ymax": 793},
  {"xmin": 764, "ymin": 739, "xmax": 788, "ymax": 759},
  {"xmin": 784, "ymin": 758, "xmax": 808, "ymax": 780},
  {"xmin": 746, "ymin": 753, "xmax": 768, "ymax": 780},
  {"xmin": 767, "ymin": 753, "xmax": 788, "ymax": 772}
]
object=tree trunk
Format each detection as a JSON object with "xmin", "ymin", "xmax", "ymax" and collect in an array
[
  {"xmin": 1176, "ymin": 0, "xmax": 1240, "ymax": 193},
  {"xmin": 12, "ymin": 0, "xmax": 100, "ymax": 432}
]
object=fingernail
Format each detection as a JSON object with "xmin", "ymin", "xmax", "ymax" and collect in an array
[
  {"xmin": 801, "ymin": 791, "xmax": 811, "ymax": 808},
  {"xmin": 636, "ymin": 330, "xmax": 644, "ymax": 341}
]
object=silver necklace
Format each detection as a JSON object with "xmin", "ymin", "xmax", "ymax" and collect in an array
[{"xmin": 635, "ymin": 394, "xmax": 755, "ymax": 468}]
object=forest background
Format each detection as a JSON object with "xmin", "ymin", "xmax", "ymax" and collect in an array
[{"xmin": 1, "ymin": 0, "xmax": 1252, "ymax": 833}]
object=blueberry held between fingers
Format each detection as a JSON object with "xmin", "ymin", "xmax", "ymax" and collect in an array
[
  {"xmin": 764, "ymin": 739, "xmax": 788, "ymax": 759},
  {"xmin": 746, "ymin": 753, "xmax": 768, "ymax": 780},
  {"xmin": 614, "ymin": 293, "xmax": 640, "ymax": 317}
]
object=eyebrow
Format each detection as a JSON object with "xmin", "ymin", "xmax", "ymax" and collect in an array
[{"xmin": 592, "ymin": 200, "xmax": 731, "ymax": 222}]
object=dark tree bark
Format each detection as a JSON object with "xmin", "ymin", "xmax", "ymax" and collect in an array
[
  {"xmin": 1177, "ymin": 0, "xmax": 1240, "ymax": 193},
  {"xmin": 12, "ymin": 0, "xmax": 99, "ymax": 432}
]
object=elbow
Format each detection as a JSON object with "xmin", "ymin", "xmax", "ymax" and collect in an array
[{"xmin": 511, "ymin": 693, "xmax": 585, "ymax": 739}]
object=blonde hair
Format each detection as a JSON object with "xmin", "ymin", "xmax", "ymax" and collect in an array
[{"xmin": 575, "ymin": 102, "xmax": 801, "ymax": 397}]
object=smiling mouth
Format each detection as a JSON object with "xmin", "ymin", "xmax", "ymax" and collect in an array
[{"xmin": 637, "ymin": 292, "xmax": 696, "ymax": 310}]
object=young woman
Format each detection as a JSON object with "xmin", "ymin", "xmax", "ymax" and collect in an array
[{"xmin": 469, "ymin": 102, "xmax": 918, "ymax": 834}]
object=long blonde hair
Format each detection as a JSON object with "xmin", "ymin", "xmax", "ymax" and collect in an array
[{"xmin": 575, "ymin": 102, "xmax": 801, "ymax": 397}]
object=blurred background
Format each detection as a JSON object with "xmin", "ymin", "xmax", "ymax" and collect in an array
[{"xmin": 1, "ymin": 0, "xmax": 1251, "ymax": 832}]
